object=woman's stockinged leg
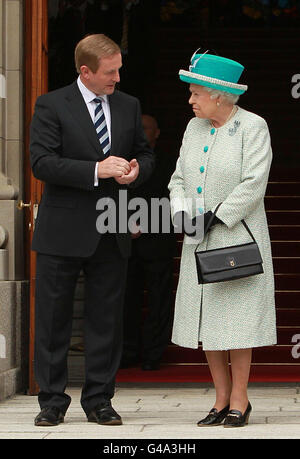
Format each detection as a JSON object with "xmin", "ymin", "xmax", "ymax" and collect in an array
[
  {"xmin": 205, "ymin": 351, "xmax": 232, "ymax": 411},
  {"xmin": 205, "ymin": 348, "xmax": 252, "ymax": 413},
  {"xmin": 229, "ymin": 348, "xmax": 252, "ymax": 413}
]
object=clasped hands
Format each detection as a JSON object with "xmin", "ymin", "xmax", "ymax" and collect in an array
[
  {"xmin": 97, "ymin": 156, "xmax": 139, "ymax": 185},
  {"xmin": 173, "ymin": 210, "xmax": 223, "ymax": 238}
]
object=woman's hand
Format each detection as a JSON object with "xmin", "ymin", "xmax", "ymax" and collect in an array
[
  {"xmin": 173, "ymin": 211, "xmax": 223, "ymax": 237},
  {"xmin": 192, "ymin": 211, "xmax": 224, "ymax": 236}
]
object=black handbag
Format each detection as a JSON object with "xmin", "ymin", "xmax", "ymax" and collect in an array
[{"xmin": 194, "ymin": 204, "xmax": 263, "ymax": 284}]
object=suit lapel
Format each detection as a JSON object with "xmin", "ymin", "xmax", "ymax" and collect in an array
[
  {"xmin": 64, "ymin": 82, "xmax": 105, "ymax": 159},
  {"xmin": 108, "ymin": 92, "xmax": 122, "ymax": 157}
]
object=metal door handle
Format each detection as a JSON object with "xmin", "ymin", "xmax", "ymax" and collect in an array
[{"xmin": 17, "ymin": 200, "xmax": 31, "ymax": 210}]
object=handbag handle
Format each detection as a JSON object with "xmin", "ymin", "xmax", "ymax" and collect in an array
[
  {"xmin": 205, "ymin": 203, "xmax": 222, "ymax": 232},
  {"xmin": 194, "ymin": 203, "xmax": 257, "ymax": 252},
  {"xmin": 211, "ymin": 203, "xmax": 257, "ymax": 243}
]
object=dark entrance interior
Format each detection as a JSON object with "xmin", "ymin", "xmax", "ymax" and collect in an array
[{"xmin": 47, "ymin": 0, "xmax": 300, "ymax": 383}]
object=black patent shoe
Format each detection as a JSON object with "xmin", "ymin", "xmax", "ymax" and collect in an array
[
  {"xmin": 87, "ymin": 401, "xmax": 122, "ymax": 425},
  {"xmin": 197, "ymin": 405, "xmax": 230, "ymax": 427},
  {"xmin": 224, "ymin": 402, "xmax": 252, "ymax": 428},
  {"xmin": 34, "ymin": 406, "xmax": 64, "ymax": 426}
]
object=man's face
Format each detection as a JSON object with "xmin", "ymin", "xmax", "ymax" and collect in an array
[
  {"xmin": 81, "ymin": 53, "xmax": 122, "ymax": 95},
  {"xmin": 142, "ymin": 115, "xmax": 160, "ymax": 148}
]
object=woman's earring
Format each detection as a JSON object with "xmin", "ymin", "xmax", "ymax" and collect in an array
[{"xmin": 217, "ymin": 102, "xmax": 220, "ymax": 107}]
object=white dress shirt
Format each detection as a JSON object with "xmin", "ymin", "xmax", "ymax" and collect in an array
[{"xmin": 77, "ymin": 76, "xmax": 111, "ymax": 186}]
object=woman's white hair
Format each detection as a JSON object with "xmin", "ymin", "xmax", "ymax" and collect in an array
[{"xmin": 204, "ymin": 87, "xmax": 240, "ymax": 105}]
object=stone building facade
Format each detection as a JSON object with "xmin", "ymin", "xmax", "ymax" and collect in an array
[{"xmin": 0, "ymin": 0, "xmax": 29, "ymax": 401}]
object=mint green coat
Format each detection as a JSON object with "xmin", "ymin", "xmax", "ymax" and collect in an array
[{"xmin": 168, "ymin": 107, "xmax": 277, "ymax": 351}]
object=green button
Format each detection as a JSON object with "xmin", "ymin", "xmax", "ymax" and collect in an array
[
  {"xmin": 197, "ymin": 186, "xmax": 202, "ymax": 194},
  {"xmin": 198, "ymin": 207, "xmax": 204, "ymax": 214},
  {"xmin": 204, "ymin": 146, "xmax": 208, "ymax": 152},
  {"xmin": 200, "ymin": 166, "xmax": 205, "ymax": 173},
  {"xmin": 211, "ymin": 128, "xmax": 216, "ymax": 135}
]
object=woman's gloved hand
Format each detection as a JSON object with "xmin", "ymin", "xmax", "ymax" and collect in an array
[
  {"xmin": 173, "ymin": 210, "xmax": 223, "ymax": 237},
  {"xmin": 192, "ymin": 211, "xmax": 224, "ymax": 236}
]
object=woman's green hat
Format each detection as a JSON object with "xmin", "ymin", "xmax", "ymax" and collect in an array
[{"xmin": 179, "ymin": 50, "xmax": 248, "ymax": 95}]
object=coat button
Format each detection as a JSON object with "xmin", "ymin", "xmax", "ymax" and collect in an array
[
  {"xmin": 211, "ymin": 128, "xmax": 216, "ymax": 135},
  {"xmin": 198, "ymin": 207, "xmax": 204, "ymax": 214},
  {"xmin": 204, "ymin": 146, "xmax": 208, "ymax": 152},
  {"xmin": 197, "ymin": 186, "xmax": 202, "ymax": 194},
  {"xmin": 200, "ymin": 166, "xmax": 205, "ymax": 173}
]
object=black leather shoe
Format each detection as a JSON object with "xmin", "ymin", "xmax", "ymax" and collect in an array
[
  {"xmin": 197, "ymin": 405, "xmax": 230, "ymax": 427},
  {"xmin": 87, "ymin": 402, "xmax": 122, "ymax": 425},
  {"xmin": 34, "ymin": 406, "xmax": 64, "ymax": 426},
  {"xmin": 142, "ymin": 360, "xmax": 160, "ymax": 371},
  {"xmin": 224, "ymin": 402, "xmax": 252, "ymax": 428}
]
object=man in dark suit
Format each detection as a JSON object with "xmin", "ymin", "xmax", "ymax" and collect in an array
[
  {"xmin": 30, "ymin": 34, "xmax": 154, "ymax": 426},
  {"xmin": 121, "ymin": 115, "xmax": 177, "ymax": 371}
]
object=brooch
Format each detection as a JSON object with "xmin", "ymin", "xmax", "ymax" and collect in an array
[{"xmin": 228, "ymin": 120, "xmax": 240, "ymax": 136}]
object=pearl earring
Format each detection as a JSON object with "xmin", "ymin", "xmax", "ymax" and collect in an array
[{"xmin": 217, "ymin": 102, "xmax": 220, "ymax": 107}]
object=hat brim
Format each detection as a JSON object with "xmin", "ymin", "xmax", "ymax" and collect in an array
[{"xmin": 179, "ymin": 70, "xmax": 247, "ymax": 95}]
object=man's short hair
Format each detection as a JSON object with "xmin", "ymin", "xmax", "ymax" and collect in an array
[{"xmin": 75, "ymin": 34, "xmax": 120, "ymax": 74}]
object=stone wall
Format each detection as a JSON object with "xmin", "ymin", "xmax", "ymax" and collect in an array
[{"xmin": 0, "ymin": 0, "xmax": 29, "ymax": 401}]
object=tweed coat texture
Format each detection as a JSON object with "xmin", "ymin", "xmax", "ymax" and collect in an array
[{"xmin": 168, "ymin": 106, "xmax": 277, "ymax": 351}]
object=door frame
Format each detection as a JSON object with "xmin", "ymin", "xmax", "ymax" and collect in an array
[{"xmin": 24, "ymin": 0, "xmax": 48, "ymax": 395}]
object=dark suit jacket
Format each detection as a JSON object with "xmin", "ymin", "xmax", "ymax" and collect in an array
[
  {"xmin": 30, "ymin": 81, "xmax": 155, "ymax": 258},
  {"xmin": 129, "ymin": 148, "xmax": 177, "ymax": 260}
]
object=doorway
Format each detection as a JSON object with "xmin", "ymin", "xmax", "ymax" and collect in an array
[{"xmin": 25, "ymin": 2, "xmax": 300, "ymax": 393}]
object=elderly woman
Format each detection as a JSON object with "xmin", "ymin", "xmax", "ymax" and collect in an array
[{"xmin": 169, "ymin": 51, "xmax": 277, "ymax": 427}]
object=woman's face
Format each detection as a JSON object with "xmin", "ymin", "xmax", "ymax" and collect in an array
[{"xmin": 188, "ymin": 84, "xmax": 218, "ymax": 119}]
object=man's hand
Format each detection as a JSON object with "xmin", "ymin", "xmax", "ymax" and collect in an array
[
  {"xmin": 114, "ymin": 159, "xmax": 139, "ymax": 185},
  {"xmin": 97, "ymin": 156, "xmax": 131, "ymax": 179}
]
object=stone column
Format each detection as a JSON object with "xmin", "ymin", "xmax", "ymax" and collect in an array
[{"xmin": 0, "ymin": 0, "xmax": 29, "ymax": 401}]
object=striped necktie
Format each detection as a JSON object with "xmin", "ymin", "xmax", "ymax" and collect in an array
[{"xmin": 94, "ymin": 98, "xmax": 110, "ymax": 156}]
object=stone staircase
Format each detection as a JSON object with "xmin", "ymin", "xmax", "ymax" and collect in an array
[{"xmin": 151, "ymin": 26, "xmax": 300, "ymax": 377}]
